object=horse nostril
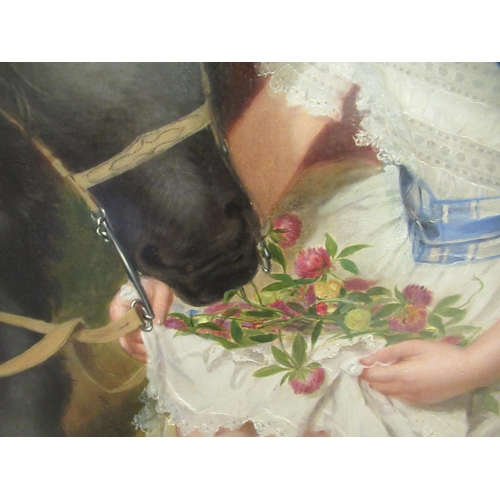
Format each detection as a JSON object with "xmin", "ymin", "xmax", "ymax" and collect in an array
[{"xmin": 223, "ymin": 200, "xmax": 242, "ymax": 219}]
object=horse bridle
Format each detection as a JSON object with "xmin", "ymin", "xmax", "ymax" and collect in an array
[{"xmin": 0, "ymin": 65, "xmax": 271, "ymax": 335}]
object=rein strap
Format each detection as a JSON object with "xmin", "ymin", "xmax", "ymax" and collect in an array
[{"xmin": 0, "ymin": 308, "xmax": 143, "ymax": 377}]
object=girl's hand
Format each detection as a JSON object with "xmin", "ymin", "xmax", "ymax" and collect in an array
[
  {"xmin": 359, "ymin": 340, "xmax": 481, "ymax": 404},
  {"xmin": 109, "ymin": 277, "xmax": 173, "ymax": 363}
]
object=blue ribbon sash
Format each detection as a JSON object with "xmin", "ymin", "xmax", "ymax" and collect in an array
[{"xmin": 399, "ymin": 166, "xmax": 500, "ymax": 264}]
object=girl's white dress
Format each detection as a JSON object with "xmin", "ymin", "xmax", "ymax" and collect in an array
[{"xmin": 132, "ymin": 63, "xmax": 500, "ymax": 436}]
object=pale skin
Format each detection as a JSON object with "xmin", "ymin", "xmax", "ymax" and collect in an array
[
  {"xmin": 109, "ymin": 277, "xmax": 173, "ymax": 363},
  {"xmin": 112, "ymin": 76, "xmax": 500, "ymax": 429}
]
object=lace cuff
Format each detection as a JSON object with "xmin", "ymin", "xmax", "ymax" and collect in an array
[{"xmin": 259, "ymin": 62, "xmax": 354, "ymax": 121}]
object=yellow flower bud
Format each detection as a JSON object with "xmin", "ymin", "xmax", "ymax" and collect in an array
[
  {"xmin": 344, "ymin": 309, "xmax": 371, "ymax": 331},
  {"xmin": 313, "ymin": 280, "xmax": 343, "ymax": 300}
]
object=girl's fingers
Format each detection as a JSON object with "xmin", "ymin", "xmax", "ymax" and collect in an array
[
  {"xmin": 149, "ymin": 280, "xmax": 174, "ymax": 325},
  {"xmin": 360, "ymin": 340, "xmax": 427, "ymax": 367},
  {"xmin": 360, "ymin": 363, "xmax": 405, "ymax": 383},
  {"xmin": 363, "ymin": 381, "xmax": 404, "ymax": 397},
  {"xmin": 110, "ymin": 278, "xmax": 174, "ymax": 363},
  {"xmin": 119, "ymin": 335, "xmax": 148, "ymax": 363},
  {"xmin": 117, "ymin": 317, "xmax": 148, "ymax": 362},
  {"xmin": 109, "ymin": 278, "xmax": 173, "ymax": 324},
  {"xmin": 108, "ymin": 288, "xmax": 132, "ymax": 322},
  {"xmin": 360, "ymin": 345, "xmax": 402, "ymax": 367},
  {"xmin": 137, "ymin": 277, "xmax": 174, "ymax": 325}
]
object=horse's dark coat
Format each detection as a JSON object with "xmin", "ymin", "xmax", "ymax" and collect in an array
[
  {"xmin": 0, "ymin": 63, "xmax": 260, "ymax": 435},
  {"xmin": 0, "ymin": 115, "xmax": 70, "ymax": 436}
]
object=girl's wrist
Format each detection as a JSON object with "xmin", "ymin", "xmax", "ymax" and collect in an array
[{"xmin": 462, "ymin": 342, "xmax": 500, "ymax": 390}]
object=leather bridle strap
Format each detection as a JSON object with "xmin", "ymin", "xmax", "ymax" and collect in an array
[
  {"xmin": 0, "ymin": 103, "xmax": 211, "ymax": 381},
  {"xmin": 0, "ymin": 66, "xmax": 217, "ymax": 382},
  {"xmin": 0, "ymin": 102, "xmax": 211, "ymax": 212},
  {"xmin": 74, "ymin": 102, "xmax": 211, "ymax": 189},
  {"xmin": 0, "ymin": 308, "xmax": 143, "ymax": 377},
  {"xmin": 0, "ymin": 100, "xmax": 212, "ymax": 332}
]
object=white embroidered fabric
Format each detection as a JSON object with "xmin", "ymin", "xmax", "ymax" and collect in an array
[
  {"xmin": 132, "ymin": 63, "xmax": 500, "ymax": 437},
  {"xmin": 137, "ymin": 321, "xmax": 470, "ymax": 437},
  {"xmin": 259, "ymin": 63, "xmax": 355, "ymax": 122},
  {"xmin": 259, "ymin": 62, "xmax": 500, "ymax": 197},
  {"xmin": 134, "ymin": 166, "xmax": 500, "ymax": 437}
]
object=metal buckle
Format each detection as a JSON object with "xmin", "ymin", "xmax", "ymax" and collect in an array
[
  {"xmin": 131, "ymin": 300, "xmax": 154, "ymax": 332},
  {"xmin": 93, "ymin": 207, "xmax": 155, "ymax": 332},
  {"xmin": 257, "ymin": 238, "xmax": 271, "ymax": 273}
]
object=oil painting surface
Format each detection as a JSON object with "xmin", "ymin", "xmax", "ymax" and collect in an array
[{"xmin": 1, "ymin": 62, "xmax": 499, "ymax": 436}]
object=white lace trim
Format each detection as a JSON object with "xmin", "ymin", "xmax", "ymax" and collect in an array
[
  {"xmin": 259, "ymin": 62, "xmax": 500, "ymax": 192},
  {"xmin": 259, "ymin": 62, "xmax": 354, "ymax": 122},
  {"xmin": 135, "ymin": 332, "xmax": 384, "ymax": 437},
  {"xmin": 354, "ymin": 63, "xmax": 500, "ymax": 190}
]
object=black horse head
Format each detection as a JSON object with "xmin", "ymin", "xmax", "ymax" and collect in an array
[
  {"xmin": 0, "ymin": 62, "xmax": 261, "ymax": 306},
  {"xmin": 93, "ymin": 128, "xmax": 261, "ymax": 306}
]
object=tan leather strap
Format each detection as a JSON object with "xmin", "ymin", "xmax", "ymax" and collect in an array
[
  {"xmin": 68, "ymin": 339, "xmax": 147, "ymax": 394},
  {"xmin": 0, "ymin": 107, "xmax": 101, "ymax": 213},
  {"xmin": 81, "ymin": 364, "xmax": 146, "ymax": 394},
  {"xmin": 74, "ymin": 102, "xmax": 211, "ymax": 189},
  {"xmin": 1, "ymin": 101, "xmax": 211, "ymax": 216},
  {"xmin": 0, "ymin": 308, "xmax": 143, "ymax": 377}
]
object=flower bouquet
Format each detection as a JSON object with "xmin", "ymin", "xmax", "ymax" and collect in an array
[{"xmin": 164, "ymin": 214, "xmax": 482, "ymax": 396}]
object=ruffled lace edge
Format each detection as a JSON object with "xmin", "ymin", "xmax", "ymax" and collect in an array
[
  {"xmin": 259, "ymin": 62, "xmax": 500, "ymax": 192},
  {"xmin": 259, "ymin": 62, "xmax": 354, "ymax": 122},
  {"xmin": 134, "ymin": 334, "xmax": 383, "ymax": 437}
]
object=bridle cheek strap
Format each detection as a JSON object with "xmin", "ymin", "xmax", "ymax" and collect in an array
[
  {"xmin": 1, "ymin": 102, "xmax": 211, "ymax": 211},
  {"xmin": 74, "ymin": 102, "xmax": 211, "ymax": 189}
]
